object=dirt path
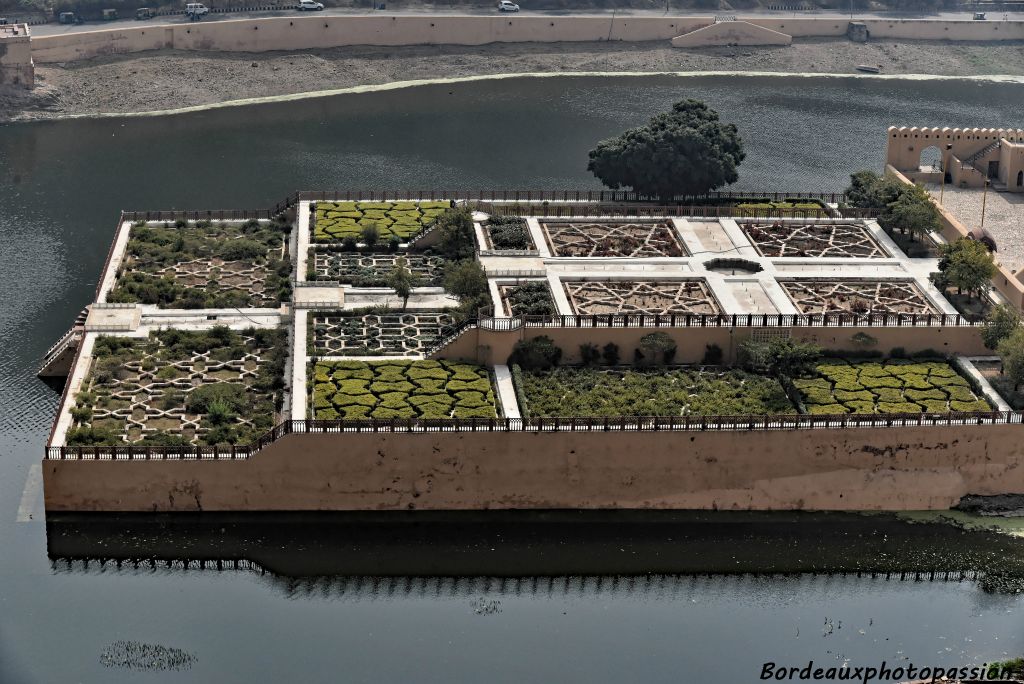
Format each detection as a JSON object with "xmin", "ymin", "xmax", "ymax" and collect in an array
[{"xmin": 4, "ymin": 38, "xmax": 1024, "ymax": 121}]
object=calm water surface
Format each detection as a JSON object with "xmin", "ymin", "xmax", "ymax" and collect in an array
[{"xmin": 1, "ymin": 74, "xmax": 1023, "ymax": 682}]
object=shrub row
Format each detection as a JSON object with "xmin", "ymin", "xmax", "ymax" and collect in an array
[
  {"xmin": 312, "ymin": 201, "xmax": 450, "ymax": 242},
  {"xmin": 311, "ymin": 360, "xmax": 497, "ymax": 420},
  {"xmin": 793, "ymin": 358, "xmax": 991, "ymax": 415}
]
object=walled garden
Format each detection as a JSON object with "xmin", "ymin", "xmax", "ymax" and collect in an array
[
  {"xmin": 779, "ymin": 279, "xmax": 939, "ymax": 315},
  {"xmin": 107, "ymin": 219, "xmax": 292, "ymax": 308},
  {"xmin": 311, "ymin": 360, "xmax": 497, "ymax": 419},
  {"xmin": 309, "ymin": 249, "xmax": 446, "ymax": 286},
  {"xmin": 541, "ymin": 221, "xmax": 686, "ymax": 257},
  {"xmin": 792, "ymin": 359, "xmax": 991, "ymax": 415},
  {"xmin": 514, "ymin": 366, "xmax": 795, "ymax": 417},
  {"xmin": 310, "ymin": 309, "xmax": 455, "ymax": 356},
  {"xmin": 500, "ymin": 281, "xmax": 557, "ymax": 316},
  {"xmin": 312, "ymin": 201, "xmax": 451, "ymax": 242},
  {"xmin": 65, "ymin": 327, "xmax": 288, "ymax": 447},
  {"xmin": 741, "ymin": 222, "xmax": 888, "ymax": 258},
  {"xmin": 563, "ymin": 279, "xmax": 721, "ymax": 316}
]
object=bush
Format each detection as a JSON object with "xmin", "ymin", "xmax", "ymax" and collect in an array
[
  {"xmin": 185, "ymin": 383, "xmax": 248, "ymax": 414},
  {"xmin": 486, "ymin": 216, "xmax": 531, "ymax": 250},
  {"xmin": 508, "ymin": 336, "xmax": 562, "ymax": 370}
]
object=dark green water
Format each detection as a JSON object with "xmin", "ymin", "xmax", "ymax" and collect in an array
[{"xmin": 2, "ymin": 74, "xmax": 1024, "ymax": 682}]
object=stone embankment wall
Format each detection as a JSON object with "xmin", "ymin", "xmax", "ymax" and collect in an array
[
  {"xmin": 29, "ymin": 15, "xmax": 1024, "ymax": 64},
  {"xmin": 42, "ymin": 423, "xmax": 1024, "ymax": 511}
]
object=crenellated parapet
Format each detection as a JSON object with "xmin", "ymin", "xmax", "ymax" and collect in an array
[{"xmin": 886, "ymin": 126, "xmax": 1024, "ymax": 193}]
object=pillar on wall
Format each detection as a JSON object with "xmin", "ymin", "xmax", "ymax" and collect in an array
[{"xmin": 0, "ymin": 24, "xmax": 34, "ymax": 88}]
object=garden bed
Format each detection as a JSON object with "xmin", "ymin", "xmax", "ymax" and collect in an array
[
  {"xmin": 741, "ymin": 221, "xmax": 888, "ymax": 258},
  {"xmin": 500, "ymin": 281, "xmax": 557, "ymax": 316},
  {"xmin": 975, "ymin": 360, "xmax": 1024, "ymax": 410},
  {"xmin": 65, "ymin": 327, "xmax": 288, "ymax": 447},
  {"xmin": 779, "ymin": 279, "xmax": 939, "ymax": 315},
  {"xmin": 311, "ymin": 360, "xmax": 497, "ymax": 419},
  {"xmin": 483, "ymin": 216, "xmax": 535, "ymax": 251},
  {"xmin": 541, "ymin": 221, "xmax": 686, "ymax": 257},
  {"xmin": 310, "ymin": 309, "xmax": 455, "ymax": 356},
  {"xmin": 107, "ymin": 219, "xmax": 292, "ymax": 308},
  {"xmin": 563, "ymin": 279, "xmax": 721, "ymax": 316},
  {"xmin": 792, "ymin": 358, "xmax": 991, "ymax": 415},
  {"xmin": 312, "ymin": 201, "xmax": 451, "ymax": 242},
  {"xmin": 308, "ymin": 249, "xmax": 445, "ymax": 286},
  {"xmin": 514, "ymin": 366, "xmax": 795, "ymax": 417}
]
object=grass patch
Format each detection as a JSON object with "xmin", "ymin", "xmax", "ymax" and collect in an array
[
  {"xmin": 312, "ymin": 200, "xmax": 451, "ymax": 242},
  {"xmin": 793, "ymin": 358, "xmax": 990, "ymax": 414},
  {"xmin": 311, "ymin": 360, "xmax": 497, "ymax": 420},
  {"xmin": 515, "ymin": 366, "xmax": 795, "ymax": 417}
]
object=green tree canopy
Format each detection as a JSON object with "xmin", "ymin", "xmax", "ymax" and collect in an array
[
  {"xmin": 937, "ymin": 238, "xmax": 997, "ymax": 301},
  {"xmin": 883, "ymin": 184, "xmax": 940, "ymax": 241},
  {"xmin": 982, "ymin": 303, "xmax": 1021, "ymax": 350},
  {"xmin": 587, "ymin": 99, "xmax": 745, "ymax": 200},
  {"xmin": 387, "ymin": 257, "xmax": 417, "ymax": 310},
  {"xmin": 998, "ymin": 327, "xmax": 1024, "ymax": 391}
]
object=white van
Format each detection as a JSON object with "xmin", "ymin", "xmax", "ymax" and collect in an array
[{"xmin": 185, "ymin": 3, "xmax": 209, "ymax": 18}]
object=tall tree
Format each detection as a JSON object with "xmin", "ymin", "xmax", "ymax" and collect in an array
[
  {"xmin": 587, "ymin": 99, "xmax": 744, "ymax": 200},
  {"xmin": 884, "ymin": 185, "xmax": 940, "ymax": 242}
]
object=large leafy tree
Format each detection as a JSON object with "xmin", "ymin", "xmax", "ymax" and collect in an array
[
  {"xmin": 936, "ymin": 238, "xmax": 997, "ymax": 301},
  {"xmin": 999, "ymin": 327, "xmax": 1024, "ymax": 391},
  {"xmin": 981, "ymin": 304, "xmax": 1021, "ymax": 350},
  {"xmin": 587, "ymin": 99, "xmax": 745, "ymax": 200}
]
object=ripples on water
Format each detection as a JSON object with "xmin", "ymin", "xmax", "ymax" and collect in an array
[{"xmin": 2, "ymin": 74, "xmax": 1024, "ymax": 682}]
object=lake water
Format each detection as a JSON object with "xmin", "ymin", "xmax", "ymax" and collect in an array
[{"xmin": 2, "ymin": 74, "xmax": 1024, "ymax": 682}]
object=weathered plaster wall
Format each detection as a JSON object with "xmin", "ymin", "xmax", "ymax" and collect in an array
[
  {"xmin": 29, "ymin": 16, "xmax": 1024, "ymax": 64},
  {"xmin": 42, "ymin": 423, "xmax": 1024, "ymax": 512},
  {"xmin": 672, "ymin": 21, "xmax": 792, "ymax": 48}
]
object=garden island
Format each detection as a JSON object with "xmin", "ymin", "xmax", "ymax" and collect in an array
[{"xmin": 39, "ymin": 108, "xmax": 1024, "ymax": 512}]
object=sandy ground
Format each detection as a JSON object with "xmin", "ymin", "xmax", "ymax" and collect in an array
[{"xmin": 3, "ymin": 37, "xmax": 1024, "ymax": 121}]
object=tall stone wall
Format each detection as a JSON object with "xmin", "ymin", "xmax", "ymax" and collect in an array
[
  {"xmin": 42, "ymin": 423, "xmax": 1024, "ymax": 512},
  {"xmin": 885, "ymin": 126, "xmax": 1024, "ymax": 175},
  {"xmin": 28, "ymin": 15, "xmax": 1024, "ymax": 64}
]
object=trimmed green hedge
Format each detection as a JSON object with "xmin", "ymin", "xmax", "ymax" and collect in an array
[
  {"xmin": 515, "ymin": 366, "xmax": 795, "ymax": 417},
  {"xmin": 311, "ymin": 360, "xmax": 497, "ymax": 419},
  {"xmin": 312, "ymin": 201, "xmax": 451, "ymax": 242},
  {"xmin": 793, "ymin": 359, "xmax": 991, "ymax": 414}
]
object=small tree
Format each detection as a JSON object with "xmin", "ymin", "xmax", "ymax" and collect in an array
[
  {"xmin": 998, "ymin": 327, "xmax": 1024, "ymax": 390},
  {"xmin": 435, "ymin": 207, "xmax": 476, "ymax": 260},
  {"xmin": 883, "ymin": 185, "xmax": 940, "ymax": 242},
  {"xmin": 587, "ymin": 99, "xmax": 745, "ymax": 200},
  {"xmin": 740, "ymin": 337, "xmax": 822, "ymax": 377},
  {"xmin": 360, "ymin": 222, "xmax": 380, "ymax": 248},
  {"xmin": 982, "ymin": 304, "xmax": 1022, "ymax": 350},
  {"xmin": 443, "ymin": 259, "xmax": 489, "ymax": 321},
  {"xmin": 602, "ymin": 342, "xmax": 620, "ymax": 366},
  {"xmin": 387, "ymin": 257, "xmax": 417, "ymax": 311},
  {"xmin": 844, "ymin": 170, "xmax": 906, "ymax": 209},
  {"xmin": 937, "ymin": 238, "xmax": 996, "ymax": 301}
]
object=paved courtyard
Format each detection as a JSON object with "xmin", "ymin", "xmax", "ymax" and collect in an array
[{"xmin": 928, "ymin": 185, "xmax": 1024, "ymax": 274}]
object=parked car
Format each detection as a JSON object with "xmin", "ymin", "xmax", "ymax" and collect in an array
[
  {"xmin": 973, "ymin": 11, "xmax": 986, "ymax": 19},
  {"xmin": 101, "ymin": 8, "xmax": 118, "ymax": 20},
  {"xmin": 296, "ymin": 0, "xmax": 325, "ymax": 9},
  {"xmin": 185, "ymin": 2, "xmax": 209, "ymax": 19},
  {"xmin": 136, "ymin": 7, "xmax": 154, "ymax": 19},
  {"xmin": 58, "ymin": 11, "xmax": 82, "ymax": 24},
  {"xmin": 497, "ymin": 0, "xmax": 519, "ymax": 11}
]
